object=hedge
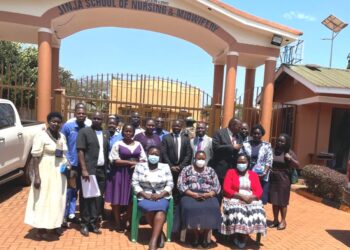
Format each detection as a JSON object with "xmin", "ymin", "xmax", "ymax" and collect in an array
[{"xmin": 301, "ymin": 164, "xmax": 348, "ymax": 203}]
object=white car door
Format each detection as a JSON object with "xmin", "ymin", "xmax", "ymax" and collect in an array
[{"xmin": 0, "ymin": 103, "xmax": 24, "ymax": 176}]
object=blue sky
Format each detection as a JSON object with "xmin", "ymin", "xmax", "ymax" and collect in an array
[{"xmin": 60, "ymin": 0, "xmax": 350, "ymax": 99}]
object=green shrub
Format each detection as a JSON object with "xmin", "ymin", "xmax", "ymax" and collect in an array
[{"xmin": 301, "ymin": 164, "xmax": 348, "ymax": 203}]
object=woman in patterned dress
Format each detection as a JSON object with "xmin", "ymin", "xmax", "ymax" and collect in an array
[
  {"xmin": 243, "ymin": 124, "xmax": 273, "ymax": 204},
  {"xmin": 106, "ymin": 124, "xmax": 147, "ymax": 231},
  {"xmin": 221, "ymin": 153, "xmax": 267, "ymax": 249},
  {"xmin": 176, "ymin": 151, "xmax": 221, "ymax": 248},
  {"xmin": 132, "ymin": 146, "xmax": 173, "ymax": 250}
]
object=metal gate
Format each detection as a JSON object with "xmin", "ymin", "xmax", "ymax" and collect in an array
[
  {"xmin": 0, "ymin": 64, "xmax": 37, "ymax": 119},
  {"xmin": 58, "ymin": 73, "xmax": 213, "ymax": 131}
]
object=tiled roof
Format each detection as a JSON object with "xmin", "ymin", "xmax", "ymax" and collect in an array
[{"xmin": 285, "ymin": 64, "xmax": 350, "ymax": 88}]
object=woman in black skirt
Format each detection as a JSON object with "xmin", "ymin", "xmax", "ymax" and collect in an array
[
  {"xmin": 269, "ymin": 134, "xmax": 300, "ymax": 230},
  {"xmin": 176, "ymin": 151, "xmax": 221, "ymax": 248}
]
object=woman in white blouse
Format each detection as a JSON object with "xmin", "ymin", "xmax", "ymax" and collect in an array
[{"xmin": 132, "ymin": 146, "xmax": 174, "ymax": 250}]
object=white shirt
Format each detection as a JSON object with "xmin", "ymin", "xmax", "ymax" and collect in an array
[
  {"xmin": 227, "ymin": 128, "xmax": 236, "ymax": 144},
  {"xmin": 95, "ymin": 130, "xmax": 105, "ymax": 166},
  {"xmin": 134, "ymin": 127, "xmax": 145, "ymax": 137},
  {"xmin": 67, "ymin": 117, "xmax": 92, "ymax": 127},
  {"xmin": 173, "ymin": 134, "xmax": 181, "ymax": 161}
]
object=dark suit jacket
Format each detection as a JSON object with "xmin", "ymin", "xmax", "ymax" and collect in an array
[
  {"xmin": 212, "ymin": 128, "xmax": 243, "ymax": 182},
  {"xmin": 161, "ymin": 133, "xmax": 192, "ymax": 169},
  {"xmin": 76, "ymin": 127, "xmax": 109, "ymax": 175}
]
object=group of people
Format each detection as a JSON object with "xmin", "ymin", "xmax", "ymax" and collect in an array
[{"xmin": 24, "ymin": 103, "xmax": 300, "ymax": 249}]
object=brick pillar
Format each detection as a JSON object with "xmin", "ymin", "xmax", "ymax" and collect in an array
[
  {"xmin": 261, "ymin": 57, "xmax": 277, "ymax": 141},
  {"xmin": 222, "ymin": 51, "xmax": 239, "ymax": 127},
  {"xmin": 212, "ymin": 64, "xmax": 225, "ymax": 105},
  {"xmin": 242, "ymin": 68, "xmax": 256, "ymax": 123},
  {"xmin": 37, "ymin": 28, "xmax": 53, "ymax": 122},
  {"xmin": 51, "ymin": 42, "xmax": 60, "ymax": 111}
]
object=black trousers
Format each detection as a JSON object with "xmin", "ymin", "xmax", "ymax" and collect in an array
[{"xmin": 79, "ymin": 167, "xmax": 106, "ymax": 227}]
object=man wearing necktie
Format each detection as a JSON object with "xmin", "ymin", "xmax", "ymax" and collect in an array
[
  {"xmin": 161, "ymin": 120, "xmax": 192, "ymax": 202},
  {"xmin": 212, "ymin": 118, "xmax": 243, "ymax": 187},
  {"xmin": 190, "ymin": 121, "xmax": 213, "ymax": 165}
]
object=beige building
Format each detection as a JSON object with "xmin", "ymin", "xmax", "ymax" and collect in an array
[{"xmin": 109, "ymin": 77, "xmax": 208, "ymax": 124}]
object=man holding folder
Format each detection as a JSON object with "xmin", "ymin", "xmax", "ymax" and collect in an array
[{"xmin": 77, "ymin": 111, "xmax": 109, "ymax": 236}]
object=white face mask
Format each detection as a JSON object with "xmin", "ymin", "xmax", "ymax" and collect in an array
[
  {"xmin": 237, "ymin": 163, "xmax": 248, "ymax": 172},
  {"xmin": 148, "ymin": 155, "xmax": 160, "ymax": 165},
  {"xmin": 195, "ymin": 159, "xmax": 206, "ymax": 168}
]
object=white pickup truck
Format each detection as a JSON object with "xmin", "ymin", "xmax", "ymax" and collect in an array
[{"xmin": 0, "ymin": 99, "xmax": 46, "ymax": 185}]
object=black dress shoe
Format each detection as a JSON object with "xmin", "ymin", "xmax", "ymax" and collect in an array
[
  {"xmin": 89, "ymin": 224, "xmax": 102, "ymax": 234},
  {"xmin": 191, "ymin": 238, "xmax": 200, "ymax": 248},
  {"xmin": 201, "ymin": 239, "xmax": 210, "ymax": 248},
  {"xmin": 53, "ymin": 227, "xmax": 64, "ymax": 236},
  {"xmin": 115, "ymin": 221, "xmax": 125, "ymax": 233},
  {"xmin": 80, "ymin": 226, "xmax": 89, "ymax": 237}
]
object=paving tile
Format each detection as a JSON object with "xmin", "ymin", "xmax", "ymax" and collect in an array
[{"xmin": 1, "ymin": 182, "xmax": 350, "ymax": 249}]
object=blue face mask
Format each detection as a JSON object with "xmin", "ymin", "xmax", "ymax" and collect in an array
[
  {"xmin": 148, "ymin": 155, "xmax": 160, "ymax": 165},
  {"xmin": 237, "ymin": 163, "xmax": 248, "ymax": 172}
]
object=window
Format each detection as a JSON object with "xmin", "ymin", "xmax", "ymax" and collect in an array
[{"xmin": 0, "ymin": 104, "xmax": 16, "ymax": 129}]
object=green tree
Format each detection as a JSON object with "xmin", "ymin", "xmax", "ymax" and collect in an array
[{"xmin": 0, "ymin": 41, "xmax": 75, "ymax": 108}]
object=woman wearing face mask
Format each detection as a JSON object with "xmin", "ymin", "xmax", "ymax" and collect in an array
[
  {"xmin": 175, "ymin": 151, "xmax": 221, "ymax": 248},
  {"xmin": 132, "ymin": 146, "xmax": 173, "ymax": 250},
  {"xmin": 221, "ymin": 154, "xmax": 267, "ymax": 249}
]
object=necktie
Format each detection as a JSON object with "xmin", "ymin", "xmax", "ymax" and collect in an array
[
  {"xmin": 174, "ymin": 134, "xmax": 179, "ymax": 162},
  {"xmin": 197, "ymin": 137, "xmax": 203, "ymax": 151}
]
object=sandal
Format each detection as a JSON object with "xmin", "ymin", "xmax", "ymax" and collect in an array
[
  {"xmin": 277, "ymin": 222, "xmax": 287, "ymax": 230},
  {"xmin": 268, "ymin": 222, "xmax": 279, "ymax": 228}
]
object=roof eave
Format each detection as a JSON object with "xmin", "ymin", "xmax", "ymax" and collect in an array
[
  {"xmin": 200, "ymin": 0, "xmax": 303, "ymax": 40},
  {"xmin": 276, "ymin": 65, "xmax": 350, "ymax": 96}
]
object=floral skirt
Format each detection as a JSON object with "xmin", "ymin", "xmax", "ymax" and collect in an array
[{"xmin": 220, "ymin": 197, "xmax": 267, "ymax": 235}]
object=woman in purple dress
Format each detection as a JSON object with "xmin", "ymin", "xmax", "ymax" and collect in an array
[
  {"xmin": 134, "ymin": 118, "xmax": 161, "ymax": 152},
  {"xmin": 106, "ymin": 124, "xmax": 147, "ymax": 231}
]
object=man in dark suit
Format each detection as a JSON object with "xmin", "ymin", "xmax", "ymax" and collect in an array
[
  {"xmin": 76, "ymin": 111, "xmax": 109, "ymax": 236},
  {"xmin": 212, "ymin": 117, "xmax": 243, "ymax": 186},
  {"xmin": 161, "ymin": 120, "xmax": 192, "ymax": 201}
]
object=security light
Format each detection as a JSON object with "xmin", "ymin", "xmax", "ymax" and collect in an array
[{"xmin": 271, "ymin": 34, "xmax": 283, "ymax": 46}]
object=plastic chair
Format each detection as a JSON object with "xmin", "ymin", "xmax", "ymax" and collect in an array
[{"xmin": 130, "ymin": 194, "xmax": 174, "ymax": 242}]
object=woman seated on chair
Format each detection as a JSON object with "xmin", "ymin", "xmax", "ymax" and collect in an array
[
  {"xmin": 221, "ymin": 153, "xmax": 267, "ymax": 249},
  {"xmin": 131, "ymin": 146, "xmax": 174, "ymax": 250},
  {"xmin": 176, "ymin": 150, "xmax": 221, "ymax": 248}
]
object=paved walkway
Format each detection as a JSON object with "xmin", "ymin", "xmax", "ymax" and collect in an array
[{"xmin": 0, "ymin": 182, "xmax": 349, "ymax": 250}]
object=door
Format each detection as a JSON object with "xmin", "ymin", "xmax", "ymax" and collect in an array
[
  {"xmin": 328, "ymin": 108, "xmax": 350, "ymax": 173},
  {"xmin": 0, "ymin": 103, "xmax": 24, "ymax": 176}
]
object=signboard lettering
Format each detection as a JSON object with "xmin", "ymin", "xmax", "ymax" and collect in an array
[{"xmin": 57, "ymin": 0, "xmax": 219, "ymax": 33}]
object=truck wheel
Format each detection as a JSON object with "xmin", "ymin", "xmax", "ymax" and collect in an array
[{"xmin": 19, "ymin": 153, "xmax": 33, "ymax": 186}]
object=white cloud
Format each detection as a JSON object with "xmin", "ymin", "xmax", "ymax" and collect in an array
[{"xmin": 283, "ymin": 11, "xmax": 316, "ymax": 21}]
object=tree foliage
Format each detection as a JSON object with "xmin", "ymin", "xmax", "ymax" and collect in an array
[{"xmin": 0, "ymin": 40, "xmax": 74, "ymax": 87}]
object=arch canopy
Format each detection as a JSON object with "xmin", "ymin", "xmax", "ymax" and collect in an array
[{"xmin": 0, "ymin": 0, "xmax": 302, "ymax": 67}]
